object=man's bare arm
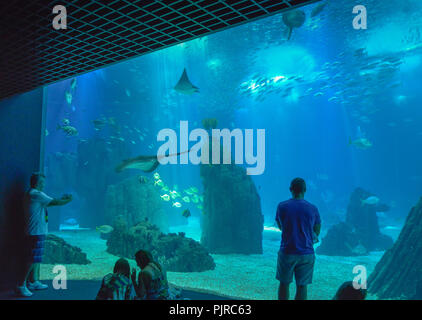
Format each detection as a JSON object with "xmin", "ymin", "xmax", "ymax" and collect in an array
[{"xmin": 48, "ymin": 195, "xmax": 72, "ymax": 207}]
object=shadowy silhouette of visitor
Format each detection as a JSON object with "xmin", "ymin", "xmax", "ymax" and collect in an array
[
  {"xmin": 131, "ymin": 250, "xmax": 169, "ymax": 300},
  {"xmin": 96, "ymin": 258, "xmax": 135, "ymax": 300},
  {"xmin": 16, "ymin": 172, "xmax": 72, "ymax": 297},
  {"xmin": 333, "ymin": 281, "xmax": 367, "ymax": 300}
]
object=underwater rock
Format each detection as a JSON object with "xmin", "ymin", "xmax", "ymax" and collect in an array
[
  {"xmin": 43, "ymin": 234, "xmax": 90, "ymax": 265},
  {"xmin": 368, "ymin": 197, "xmax": 422, "ymax": 299},
  {"xmin": 316, "ymin": 222, "xmax": 369, "ymax": 256},
  {"xmin": 106, "ymin": 219, "xmax": 215, "ymax": 272},
  {"xmin": 105, "ymin": 175, "xmax": 168, "ymax": 232},
  {"xmin": 346, "ymin": 188, "xmax": 393, "ymax": 251},
  {"xmin": 317, "ymin": 188, "xmax": 393, "ymax": 256},
  {"xmin": 200, "ymin": 163, "xmax": 263, "ymax": 254}
]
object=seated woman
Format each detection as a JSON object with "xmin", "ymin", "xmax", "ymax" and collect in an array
[
  {"xmin": 96, "ymin": 258, "xmax": 135, "ymax": 300},
  {"xmin": 131, "ymin": 250, "xmax": 169, "ymax": 300},
  {"xmin": 333, "ymin": 281, "xmax": 367, "ymax": 300}
]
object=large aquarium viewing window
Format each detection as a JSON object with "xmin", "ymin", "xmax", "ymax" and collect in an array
[{"xmin": 39, "ymin": 0, "xmax": 422, "ymax": 300}]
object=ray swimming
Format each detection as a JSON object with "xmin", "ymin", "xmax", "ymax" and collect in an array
[
  {"xmin": 174, "ymin": 68, "xmax": 199, "ymax": 95},
  {"xmin": 115, "ymin": 149, "xmax": 191, "ymax": 173}
]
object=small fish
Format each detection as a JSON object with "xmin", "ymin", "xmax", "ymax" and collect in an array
[
  {"xmin": 153, "ymin": 173, "xmax": 160, "ymax": 180},
  {"xmin": 190, "ymin": 187, "xmax": 198, "ymax": 193},
  {"xmin": 197, "ymin": 204, "xmax": 203, "ymax": 210},
  {"xmin": 125, "ymin": 89, "xmax": 131, "ymax": 97},
  {"xmin": 96, "ymin": 225, "xmax": 114, "ymax": 234},
  {"xmin": 161, "ymin": 194, "xmax": 170, "ymax": 202},
  {"xmin": 62, "ymin": 118, "xmax": 70, "ymax": 126},
  {"xmin": 172, "ymin": 202, "xmax": 182, "ymax": 208},
  {"xmin": 92, "ymin": 119, "xmax": 107, "ymax": 131},
  {"xmin": 139, "ymin": 176, "xmax": 148, "ymax": 184},
  {"xmin": 154, "ymin": 179, "xmax": 164, "ymax": 187},
  {"xmin": 191, "ymin": 195, "xmax": 199, "ymax": 204},
  {"xmin": 182, "ymin": 196, "xmax": 190, "ymax": 203},
  {"xmin": 57, "ymin": 124, "xmax": 78, "ymax": 136},
  {"xmin": 64, "ymin": 218, "xmax": 78, "ymax": 225},
  {"xmin": 361, "ymin": 196, "xmax": 380, "ymax": 206},
  {"xmin": 45, "ymin": 129, "xmax": 49, "ymax": 137},
  {"xmin": 182, "ymin": 209, "xmax": 191, "ymax": 218},
  {"xmin": 349, "ymin": 137, "xmax": 372, "ymax": 150},
  {"xmin": 70, "ymin": 78, "xmax": 77, "ymax": 91},
  {"xmin": 65, "ymin": 91, "xmax": 72, "ymax": 105},
  {"xmin": 161, "ymin": 186, "xmax": 170, "ymax": 192}
]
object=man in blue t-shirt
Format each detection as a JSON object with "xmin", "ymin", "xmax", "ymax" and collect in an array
[{"xmin": 275, "ymin": 177, "xmax": 321, "ymax": 300}]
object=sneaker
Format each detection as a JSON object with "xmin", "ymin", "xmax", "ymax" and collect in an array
[
  {"xmin": 16, "ymin": 285, "xmax": 33, "ymax": 297},
  {"xmin": 28, "ymin": 281, "xmax": 48, "ymax": 290}
]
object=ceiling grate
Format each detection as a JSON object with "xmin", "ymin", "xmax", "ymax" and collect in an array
[{"xmin": 0, "ymin": 0, "xmax": 319, "ymax": 100}]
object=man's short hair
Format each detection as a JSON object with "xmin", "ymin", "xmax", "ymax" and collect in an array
[
  {"xmin": 290, "ymin": 177, "xmax": 306, "ymax": 195},
  {"xmin": 30, "ymin": 172, "xmax": 45, "ymax": 188}
]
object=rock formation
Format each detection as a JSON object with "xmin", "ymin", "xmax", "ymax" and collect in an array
[
  {"xmin": 316, "ymin": 222, "xmax": 368, "ymax": 256},
  {"xmin": 368, "ymin": 197, "xmax": 422, "ymax": 299},
  {"xmin": 346, "ymin": 188, "xmax": 393, "ymax": 251},
  {"xmin": 43, "ymin": 234, "xmax": 90, "ymax": 265},
  {"xmin": 105, "ymin": 175, "xmax": 168, "ymax": 231},
  {"xmin": 200, "ymin": 163, "xmax": 263, "ymax": 254},
  {"xmin": 106, "ymin": 218, "xmax": 215, "ymax": 272},
  {"xmin": 317, "ymin": 188, "xmax": 393, "ymax": 256}
]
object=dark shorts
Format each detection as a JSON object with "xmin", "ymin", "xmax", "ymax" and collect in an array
[
  {"xmin": 27, "ymin": 235, "xmax": 46, "ymax": 263},
  {"xmin": 276, "ymin": 251, "xmax": 315, "ymax": 286}
]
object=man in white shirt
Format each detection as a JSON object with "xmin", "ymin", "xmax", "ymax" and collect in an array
[{"xmin": 16, "ymin": 172, "xmax": 72, "ymax": 297}]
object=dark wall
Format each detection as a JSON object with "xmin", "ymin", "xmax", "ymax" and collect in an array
[{"xmin": 0, "ymin": 88, "xmax": 45, "ymax": 289}]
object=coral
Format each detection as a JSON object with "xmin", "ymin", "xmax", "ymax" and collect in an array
[
  {"xmin": 106, "ymin": 219, "xmax": 215, "ymax": 272},
  {"xmin": 43, "ymin": 234, "xmax": 90, "ymax": 265},
  {"xmin": 200, "ymin": 163, "xmax": 263, "ymax": 254}
]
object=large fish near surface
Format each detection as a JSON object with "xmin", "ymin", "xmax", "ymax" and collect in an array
[
  {"xmin": 310, "ymin": 2, "xmax": 326, "ymax": 18},
  {"xmin": 174, "ymin": 68, "xmax": 199, "ymax": 95},
  {"xmin": 115, "ymin": 149, "xmax": 191, "ymax": 173},
  {"xmin": 282, "ymin": 9, "xmax": 306, "ymax": 40}
]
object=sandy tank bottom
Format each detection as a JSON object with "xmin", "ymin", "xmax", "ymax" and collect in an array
[{"xmin": 39, "ymin": 225, "xmax": 383, "ymax": 300}]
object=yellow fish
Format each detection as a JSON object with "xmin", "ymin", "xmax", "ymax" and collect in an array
[
  {"xmin": 154, "ymin": 179, "xmax": 164, "ymax": 187},
  {"xmin": 172, "ymin": 202, "xmax": 182, "ymax": 208},
  {"xmin": 160, "ymin": 194, "xmax": 170, "ymax": 201},
  {"xmin": 96, "ymin": 225, "xmax": 114, "ymax": 234}
]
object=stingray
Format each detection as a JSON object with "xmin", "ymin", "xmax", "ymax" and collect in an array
[
  {"xmin": 174, "ymin": 68, "xmax": 199, "ymax": 95},
  {"xmin": 115, "ymin": 149, "xmax": 191, "ymax": 173},
  {"xmin": 282, "ymin": 9, "xmax": 306, "ymax": 40}
]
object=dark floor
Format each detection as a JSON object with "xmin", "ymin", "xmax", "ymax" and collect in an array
[{"xmin": 0, "ymin": 280, "xmax": 233, "ymax": 300}]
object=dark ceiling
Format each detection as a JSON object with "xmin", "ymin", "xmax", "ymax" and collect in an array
[{"xmin": 0, "ymin": 0, "xmax": 319, "ymax": 100}]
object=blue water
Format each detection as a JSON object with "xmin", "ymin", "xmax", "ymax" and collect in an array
[{"xmin": 43, "ymin": 0, "xmax": 421, "ymax": 256}]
